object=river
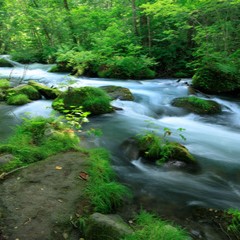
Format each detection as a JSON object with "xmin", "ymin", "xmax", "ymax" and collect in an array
[{"xmin": 1, "ymin": 59, "xmax": 240, "ymax": 238}]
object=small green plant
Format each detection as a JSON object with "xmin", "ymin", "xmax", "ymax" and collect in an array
[
  {"xmin": 85, "ymin": 148, "xmax": 131, "ymax": 213},
  {"xmin": 227, "ymin": 208, "xmax": 240, "ymax": 234},
  {"xmin": 122, "ymin": 211, "xmax": 189, "ymax": 240}
]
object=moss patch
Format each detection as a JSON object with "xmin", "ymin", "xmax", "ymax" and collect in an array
[
  {"xmin": 6, "ymin": 94, "xmax": 31, "ymax": 105},
  {"xmin": 28, "ymin": 80, "xmax": 60, "ymax": 99},
  {"xmin": 7, "ymin": 84, "xmax": 41, "ymax": 100},
  {"xmin": 172, "ymin": 96, "xmax": 221, "ymax": 114},
  {"xmin": 0, "ymin": 79, "xmax": 10, "ymax": 89},
  {"xmin": 52, "ymin": 87, "xmax": 113, "ymax": 115}
]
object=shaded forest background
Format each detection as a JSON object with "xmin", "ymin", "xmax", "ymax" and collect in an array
[{"xmin": 0, "ymin": 0, "xmax": 239, "ymax": 94}]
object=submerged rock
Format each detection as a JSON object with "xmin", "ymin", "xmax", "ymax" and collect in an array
[
  {"xmin": 85, "ymin": 213, "xmax": 133, "ymax": 240},
  {"xmin": 28, "ymin": 80, "xmax": 60, "ymax": 99},
  {"xmin": 171, "ymin": 96, "xmax": 221, "ymax": 114},
  {"xmin": 100, "ymin": 85, "xmax": 134, "ymax": 101}
]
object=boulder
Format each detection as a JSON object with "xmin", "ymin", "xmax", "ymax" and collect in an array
[
  {"xmin": 7, "ymin": 84, "xmax": 41, "ymax": 100},
  {"xmin": 52, "ymin": 86, "xmax": 113, "ymax": 115},
  {"xmin": 100, "ymin": 85, "xmax": 134, "ymax": 101},
  {"xmin": 171, "ymin": 96, "xmax": 221, "ymax": 114},
  {"xmin": 0, "ymin": 154, "xmax": 14, "ymax": 166},
  {"xmin": 85, "ymin": 213, "xmax": 133, "ymax": 240},
  {"xmin": 0, "ymin": 90, "xmax": 6, "ymax": 101},
  {"xmin": 28, "ymin": 80, "xmax": 60, "ymax": 99}
]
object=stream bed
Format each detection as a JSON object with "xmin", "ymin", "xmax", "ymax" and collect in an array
[{"xmin": 1, "ymin": 59, "xmax": 240, "ymax": 239}]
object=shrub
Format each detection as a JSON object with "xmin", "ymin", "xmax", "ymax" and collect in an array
[{"xmin": 6, "ymin": 94, "xmax": 31, "ymax": 105}]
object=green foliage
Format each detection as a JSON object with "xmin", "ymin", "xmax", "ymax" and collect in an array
[
  {"xmin": 6, "ymin": 94, "xmax": 31, "ymax": 105},
  {"xmin": 85, "ymin": 148, "xmax": 131, "ymax": 213},
  {"xmin": 0, "ymin": 116, "xmax": 80, "ymax": 173},
  {"xmin": 227, "ymin": 208, "xmax": 240, "ymax": 234},
  {"xmin": 122, "ymin": 211, "xmax": 189, "ymax": 240},
  {"xmin": 0, "ymin": 79, "xmax": 10, "ymax": 89}
]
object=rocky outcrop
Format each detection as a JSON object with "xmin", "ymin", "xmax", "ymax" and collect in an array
[
  {"xmin": 85, "ymin": 213, "xmax": 133, "ymax": 240},
  {"xmin": 171, "ymin": 96, "xmax": 221, "ymax": 114},
  {"xmin": 28, "ymin": 80, "xmax": 60, "ymax": 99},
  {"xmin": 100, "ymin": 85, "xmax": 134, "ymax": 101}
]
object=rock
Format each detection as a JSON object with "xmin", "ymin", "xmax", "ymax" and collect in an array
[
  {"xmin": 171, "ymin": 96, "xmax": 221, "ymax": 114},
  {"xmin": 52, "ymin": 86, "xmax": 113, "ymax": 115},
  {"xmin": 28, "ymin": 80, "xmax": 60, "ymax": 99},
  {"xmin": 0, "ymin": 154, "xmax": 14, "ymax": 166},
  {"xmin": 0, "ymin": 90, "xmax": 6, "ymax": 101},
  {"xmin": 85, "ymin": 213, "xmax": 133, "ymax": 240},
  {"xmin": 100, "ymin": 85, "xmax": 134, "ymax": 101},
  {"xmin": 6, "ymin": 84, "xmax": 41, "ymax": 100},
  {"xmin": 0, "ymin": 58, "xmax": 12, "ymax": 67}
]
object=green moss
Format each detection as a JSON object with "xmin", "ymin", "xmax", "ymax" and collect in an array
[
  {"xmin": 7, "ymin": 84, "xmax": 41, "ymax": 100},
  {"xmin": 28, "ymin": 80, "xmax": 60, "ymax": 99},
  {"xmin": 6, "ymin": 94, "xmax": 31, "ymax": 105},
  {"xmin": 0, "ymin": 117, "xmax": 80, "ymax": 173},
  {"xmin": 136, "ymin": 132, "xmax": 195, "ymax": 165},
  {"xmin": 172, "ymin": 96, "xmax": 221, "ymax": 114},
  {"xmin": 122, "ymin": 211, "xmax": 190, "ymax": 240},
  {"xmin": 0, "ymin": 79, "xmax": 10, "ymax": 89},
  {"xmin": 53, "ymin": 87, "xmax": 113, "ymax": 115},
  {"xmin": 100, "ymin": 86, "xmax": 134, "ymax": 101}
]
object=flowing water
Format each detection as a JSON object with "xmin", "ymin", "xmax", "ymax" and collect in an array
[{"xmin": 1, "ymin": 58, "xmax": 240, "ymax": 236}]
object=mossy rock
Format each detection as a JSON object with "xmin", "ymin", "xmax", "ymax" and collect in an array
[
  {"xmin": 85, "ymin": 213, "xmax": 133, "ymax": 240},
  {"xmin": 0, "ymin": 79, "xmax": 11, "ymax": 89},
  {"xmin": 48, "ymin": 63, "xmax": 72, "ymax": 73},
  {"xmin": 6, "ymin": 94, "xmax": 31, "ymax": 105},
  {"xmin": 28, "ymin": 80, "xmax": 60, "ymax": 99},
  {"xmin": 0, "ymin": 58, "xmax": 12, "ymax": 67},
  {"xmin": 52, "ymin": 87, "xmax": 113, "ymax": 115},
  {"xmin": 100, "ymin": 85, "xmax": 134, "ymax": 101},
  {"xmin": 6, "ymin": 84, "xmax": 41, "ymax": 100},
  {"xmin": 0, "ymin": 90, "xmax": 6, "ymax": 101},
  {"xmin": 171, "ymin": 96, "xmax": 221, "ymax": 114}
]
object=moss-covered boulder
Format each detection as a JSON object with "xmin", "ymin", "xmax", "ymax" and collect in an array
[
  {"xmin": 0, "ymin": 79, "xmax": 11, "ymax": 89},
  {"xmin": 0, "ymin": 58, "xmax": 12, "ymax": 67},
  {"xmin": 52, "ymin": 87, "xmax": 113, "ymax": 115},
  {"xmin": 171, "ymin": 96, "xmax": 221, "ymax": 114},
  {"xmin": 6, "ymin": 84, "xmax": 41, "ymax": 101},
  {"xmin": 0, "ymin": 90, "xmax": 6, "ymax": 101},
  {"xmin": 28, "ymin": 80, "xmax": 60, "ymax": 99},
  {"xmin": 100, "ymin": 85, "xmax": 134, "ymax": 101},
  {"xmin": 122, "ymin": 133, "xmax": 199, "ymax": 172},
  {"xmin": 85, "ymin": 213, "xmax": 133, "ymax": 240},
  {"xmin": 6, "ymin": 94, "xmax": 31, "ymax": 105}
]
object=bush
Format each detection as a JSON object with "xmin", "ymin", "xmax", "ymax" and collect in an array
[
  {"xmin": 122, "ymin": 211, "xmax": 189, "ymax": 240},
  {"xmin": 6, "ymin": 94, "xmax": 31, "ymax": 105}
]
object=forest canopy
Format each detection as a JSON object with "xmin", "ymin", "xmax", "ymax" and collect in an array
[{"xmin": 0, "ymin": 0, "xmax": 239, "ymax": 93}]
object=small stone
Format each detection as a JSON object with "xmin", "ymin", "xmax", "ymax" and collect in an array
[{"xmin": 63, "ymin": 232, "xmax": 68, "ymax": 239}]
